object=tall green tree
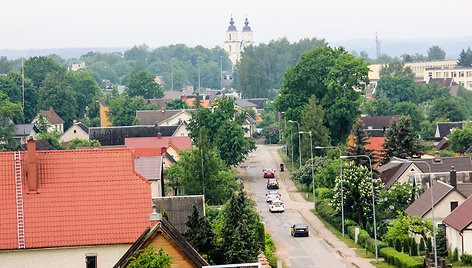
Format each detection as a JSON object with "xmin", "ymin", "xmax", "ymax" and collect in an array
[
  {"xmin": 184, "ymin": 205, "xmax": 216, "ymax": 261},
  {"xmin": 448, "ymin": 124, "xmax": 472, "ymax": 154},
  {"xmin": 106, "ymin": 94, "xmax": 148, "ymax": 126},
  {"xmin": 275, "ymin": 46, "xmax": 370, "ymax": 144},
  {"xmin": 458, "ymin": 47, "xmax": 472, "ymax": 67},
  {"xmin": 165, "ymin": 99, "xmax": 189, "ymax": 110},
  {"xmin": 379, "ymin": 60, "xmax": 415, "ymax": 79},
  {"xmin": 428, "ymin": 96, "xmax": 466, "ymax": 122},
  {"xmin": 126, "ymin": 70, "xmax": 163, "ymax": 99},
  {"xmin": 0, "ymin": 92, "xmax": 22, "ymax": 151},
  {"xmin": 382, "ymin": 116, "xmax": 421, "ymax": 164},
  {"xmin": 24, "ymin": 56, "xmax": 65, "ymax": 89},
  {"xmin": 376, "ymin": 76, "xmax": 416, "ymax": 104},
  {"xmin": 347, "ymin": 118, "xmax": 376, "ymax": 166},
  {"xmin": 0, "ymin": 56, "xmax": 13, "ymax": 74},
  {"xmin": 235, "ymin": 57, "xmax": 274, "ymax": 98},
  {"xmin": 427, "ymin": 46, "xmax": 446, "ymax": 61},
  {"xmin": 300, "ymin": 95, "xmax": 330, "ymax": 161},
  {"xmin": 0, "ymin": 71, "xmax": 38, "ymax": 122},
  {"xmin": 377, "ymin": 181, "xmax": 418, "ymax": 220},
  {"xmin": 70, "ymin": 71, "xmax": 101, "ymax": 118}
]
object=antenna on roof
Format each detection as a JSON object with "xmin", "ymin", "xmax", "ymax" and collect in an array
[{"xmin": 375, "ymin": 32, "xmax": 381, "ymax": 59}]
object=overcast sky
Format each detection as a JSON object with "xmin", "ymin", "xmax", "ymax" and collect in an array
[{"xmin": 3, "ymin": 0, "xmax": 472, "ymax": 50}]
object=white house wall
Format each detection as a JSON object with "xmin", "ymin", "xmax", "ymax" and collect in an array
[
  {"xmin": 422, "ymin": 191, "xmax": 466, "ymax": 225},
  {"xmin": 59, "ymin": 125, "xmax": 89, "ymax": 143},
  {"xmin": 446, "ymin": 225, "xmax": 462, "ymax": 254},
  {"xmin": 0, "ymin": 244, "xmax": 130, "ymax": 268}
]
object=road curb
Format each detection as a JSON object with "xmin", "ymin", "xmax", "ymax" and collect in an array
[
  {"xmin": 350, "ymin": 262, "xmax": 360, "ymax": 268},
  {"xmin": 297, "ymin": 210, "xmax": 321, "ymax": 236}
]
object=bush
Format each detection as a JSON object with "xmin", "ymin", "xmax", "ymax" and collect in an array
[
  {"xmin": 461, "ymin": 253, "xmax": 472, "ymax": 266},
  {"xmin": 427, "ymin": 237, "xmax": 432, "ymax": 252},
  {"xmin": 410, "ymin": 238, "xmax": 418, "ymax": 256},
  {"xmin": 380, "ymin": 247, "xmax": 423, "ymax": 268},
  {"xmin": 264, "ymin": 233, "xmax": 278, "ymax": 267},
  {"xmin": 315, "ymin": 187, "xmax": 334, "ymax": 199},
  {"xmin": 419, "ymin": 237, "xmax": 425, "ymax": 254},
  {"xmin": 403, "ymin": 238, "xmax": 410, "ymax": 254},
  {"xmin": 451, "ymin": 248, "xmax": 459, "ymax": 262},
  {"xmin": 395, "ymin": 239, "xmax": 402, "ymax": 252},
  {"xmin": 316, "ymin": 199, "xmax": 340, "ymax": 229}
]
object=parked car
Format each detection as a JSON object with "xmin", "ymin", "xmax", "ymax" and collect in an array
[
  {"xmin": 266, "ymin": 179, "xmax": 279, "ymax": 189},
  {"xmin": 290, "ymin": 224, "xmax": 309, "ymax": 237},
  {"xmin": 266, "ymin": 190, "xmax": 281, "ymax": 203},
  {"xmin": 263, "ymin": 169, "xmax": 276, "ymax": 178},
  {"xmin": 269, "ymin": 200, "xmax": 285, "ymax": 213}
]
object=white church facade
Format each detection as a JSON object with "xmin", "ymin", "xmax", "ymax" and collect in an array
[{"xmin": 224, "ymin": 17, "xmax": 254, "ymax": 66}]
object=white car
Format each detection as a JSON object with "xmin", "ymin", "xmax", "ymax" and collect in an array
[
  {"xmin": 266, "ymin": 191, "xmax": 281, "ymax": 203},
  {"xmin": 269, "ymin": 200, "xmax": 285, "ymax": 213}
]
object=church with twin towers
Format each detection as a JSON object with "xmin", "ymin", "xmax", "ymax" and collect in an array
[{"xmin": 224, "ymin": 17, "xmax": 254, "ymax": 66}]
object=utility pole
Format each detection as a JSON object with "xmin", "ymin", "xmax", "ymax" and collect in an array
[
  {"xmin": 198, "ymin": 56, "xmax": 201, "ymax": 93},
  {"xmin": 220, "ymin": 56, "xmax": 223, "ymax": 91},
  {"xmin": 171, "ymin": 59, "xmax": 174, "ymax": 91}
]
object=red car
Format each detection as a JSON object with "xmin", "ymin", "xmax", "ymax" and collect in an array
[{"xmin": 263, "ymin": 169, "xmax": 276, "ymax": 178}]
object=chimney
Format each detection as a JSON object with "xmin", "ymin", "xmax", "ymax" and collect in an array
[
  {"xmin": 434, "ymin": 151, "xmax": 441, "ymax": 162},
  {"xmin": 27, "ymin": 137, "xmax": 39, "ymax": 192},
  {"xmin": 450, "ymin": 166, "xmax": 457, "ymax": 188},
  {"xmin": 73, "ymin": 119, "xmax": 77, "ymax": 124},
  {"xmin": 183, "ymin": 95, "xmax": 187, "ymax": 101},
  {"xmin": 169, "ymin": 138, "xmax": 172, "ymax": 145},
  {"xmin": 157, "ymin": 132, "xmax": 162, "ymax": 139},
  {"xmin": 160, "ymin": 146, "xmax": 167, "ymax": 155},
  {"xmin": 150, "ymin": 204, "xmax": 162, "ymax": 227},
  {"xmin": 49, "ymin": 106, "xmax": 54, "ymax": 112}
]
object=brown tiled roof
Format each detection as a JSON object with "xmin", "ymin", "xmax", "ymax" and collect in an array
[
  {"xmin": 427, "ymin": 78, "xmax": 454, "ymax": 88},
  {"xmin": 134, "ymin": 156, "xmax": 162, "ymax": 181},
  {"xmin": 360, "ymin": 116, "xmax": 394, "ymax": 130},
  {"xmin": 136, "ymin": 109, "xmax": 195, "ymax": 125},
  {"xmin": 443, "ymin": 195, "xmax": 472, "ymax": 231},
  {"xmin": 42, "ymin": 107, "xmax": 65, "ymax": 124},
  {"xmin": 146, "ymin": 98, "xmax": 172, "ymax": 109},
  {"xmin": 17, "ymin": 139, "xmax": 56, "ymax": 151},
  {"xmin": 152, "ymin": 196, "xmax": 204, "ymax": 234},
  {"xmin": 113, "ymin": 218, "xmax": 209, "ymax": 268},
  {"xmin": 457, "ymin": 183, "xmax": 472, "ymax": 197},
  {"xmin": 405, "ymin": 181, "xmax": 460, "ymax": 217}
]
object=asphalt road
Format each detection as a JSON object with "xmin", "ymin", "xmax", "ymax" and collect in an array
[{"xmin": 239, "ymin": 144, "xmax": 350, "ymax": 268}]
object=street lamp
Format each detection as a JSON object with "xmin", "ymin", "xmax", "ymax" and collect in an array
[
  {"xmin": 316, "ymin": 146, "xmax": 344, "ymax": 238},
  {"xmin": 341, "ymin": 154, "xmax": 378, "ymax": 264},
  {"xmin": 281, "ymin": 112, "xmax": 287, "ymax": 157},
  {"xmin": 300, "ymin": 131, "xmax": 315, "ymax": 209},
  {"xmin": 392, "ymin": 158, "xmax": 437, "ymax": 268},
  {"xmin": 288, "ymin": 120, "xmax": 302, "ymax": 169}
]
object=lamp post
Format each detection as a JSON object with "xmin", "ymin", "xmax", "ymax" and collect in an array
[
  {"xmin": 288, "ymin": 120, "xmax": 301, "ymax": 169},
  {"xmin": 392, "ymin": 158, "xmax": 436, "ymax": 268},
  {"xmin": 316, "ymin": 146, "xmax": 344, "ymax": 238},
  {"xmin": 300, "ymin": 131, "xmax": 315, "ymax": 209},
  {"xmin": 340, "ymin": 154, "xmax": 378, "ymax": 264},
  {"xmin": 290, "ymin": 128, "xmax": 294, "ymax": 171},
  {"xmin": 281, "ymin": 112, "xmax": 287, "ymax": 157}
]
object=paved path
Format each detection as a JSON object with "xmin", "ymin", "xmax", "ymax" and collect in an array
[{"xmin": 238, "ymin": 144, "xmax": 376, "ymax": 268}]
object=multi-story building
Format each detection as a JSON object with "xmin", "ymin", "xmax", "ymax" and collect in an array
[
  {"xmin": 223, "ymin": 17, "xmax": 254, "ymax": 66},
  {"xmin": 424, "ymin": 66, "xmax": 472, "ymax": 89}
]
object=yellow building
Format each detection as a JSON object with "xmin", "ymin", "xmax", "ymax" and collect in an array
[
  {"xmin": 100, "ymin": 106, "xmax": 112, "ymax": 127},
  {"xmin": 424, "ymin": 67, "xmax": 472, "ymax": 89}
]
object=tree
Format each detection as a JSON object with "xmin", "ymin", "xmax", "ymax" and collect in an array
[
  {"xmin": 0, "ymin": 71, "xmax": 38, "ymax": 122},
  {"xmin": 436, "ymin": 228, "xmax": 448, "ymax": 258},
  {"xmin": 379, "ymin": 60, "xmax": 415, "ymax": 79},
  {"xmin": 458, "ymin": 47, "xmax": 472, "ymax": 67},
  {"xmin": 448, "ymin": 124, "xmax": 472, "ymax": 154},
  {"xmin": 165, "ymin": 99, "xmax": 189, "ymax": 110},
  {"xmin": 69, "ymin": 71, "xmax": 101, "ymax": 118},
  {"xmin": 0, "ymin": 56, "xmax": 13, "ymax": 74},
  {"xmin": 68, "ymin": 138, "xmax": 101, "ymax": 150},
  {"xmin": 235, "ymin": 57, "xmax": 274, "ymax": 98},
  {"xmin": 275, "ymin": 46, "xmax": 370, "ymax": 144},
  {"xmin": 126, "ymin": 70, "xmax": 163, "ymax": 99},
  {"xmin": 392, "ymin": 102, "xmax": 424, "ymax": 132},
  {"xmin": 184, "ymin": 205, "xmax": 216, "ymax": 261},
  {"xmin": 214, "ymin": 120, "xmax": 256, "ymax": 166},
  {"xmin": 106, "ymin": 94, "xmax": 149, "ymax": 126},
  {"xmin": 427, "ymin": 46, "xmax": 446, "ymax": 61},
  {"xmin": 378, "ymin": 181, "xmax": 418, "ymax": 220},
  {"xmin": 37, "ymin": 131, "xmax": 65, "ymax": 150},
  {"xmin": 376, "ymin": 76, "xmax": 416, "ymax": 105},
  {"xmin": 0, "ymin": 92, "xmax": 22, "ymax": 151},
  {"xmin": 24, "ymin": 56, "xmax": 65, "ymax": 89},
  {"xmin": 300, "ymin": 95, "xmax": 330, "ymax": 161},
  {"xmin": 382, "ymin": 116, "xmax": 421, "ymax": 164},
  {"xmin": 37, "ymin": 71, "xmax": 77, "ymax": 128},
  {"xmin": 292, "ymin": 156, "xmax": 332, "ymax": 189},
  {"xmin": 347, "ymin": 119, "xmax": 376, "ymax": 166},
  {"xmin": 428, "ymin": 96, "xmax": 466, "ymax": 122},
  {"xmin": 331, "ymin": 161, "xmax": 382, "ymax": 225},
  {"xmin": 128, "ymin": 245, "xmax": 174, "ymax": 268}
]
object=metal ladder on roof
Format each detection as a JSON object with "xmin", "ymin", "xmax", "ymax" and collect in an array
[{"xmin": 14, "ymin": 151, "xmax": 25, "ymax": 249}]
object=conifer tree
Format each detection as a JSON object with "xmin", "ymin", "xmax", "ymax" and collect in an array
[
  {"xmin": 382, "ymin": 116, "xmax": 421, "ymax": 164},
  {"xmin": 184, "ymin": 205, "xmax": 216, "ymax": 261}
]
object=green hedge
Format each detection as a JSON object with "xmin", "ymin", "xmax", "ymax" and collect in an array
[
  {"xmin": 315, "ymin": 188, "xmax": 334, "ymax": 199},
  {"xmin": 380, "ymin": 247, "xmax": 423, "ymax": 268}
]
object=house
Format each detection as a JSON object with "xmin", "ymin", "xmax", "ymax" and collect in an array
[
  {"xmin": 100, "ymin": 106, "xmax": 112, "ymax": 127},
  {"xmin": 59, "ymin": 120, "xmax": 89, "ymax": 143},
  {"xmin": 146, "ymin": 98, "xmax": 172, "ymax": 109},
  {"xmin": 404, "ymin": 180, "xmax": 467, "ymax": 226},
  {"xmin": 0, "ymin": 139, "xmax": 152, "ymax": 267},
  {"xmin": 153, "ymin": 195, "xmax": 205, "ymax": 233},
  {"xmin": 12, "ymin": 124, "xmax": 40, "ymax": 145},
  {"xmin": 31, "ymin": 107, "xmax": 65, "ymax": 133},
  {"xmin": 125, "ymin": 133, "xmax": 192, "ymax": 161},
  {"xmin": 158, "ymin": 110, "xmax": 194, "ymax": 129},
  {"xmin": 378, "ymin": 154, "xmax": 472, "ymax": 189},
  {"xmin": 359, "ymin": 116, "xmax": 394, "ymax": 137},
  {"xmin": 136, "ymin": 109, "xmax": 196, "ymax": 126},
  {"xmin": 435, "ymin": 121, "xmax": 465, "ymax": 139},
  {"xmin": 89, "ymin": 125, "xmax": 179, "ymax": 146},
  {"xmin": 245, "ymin": 98, "xmax": 268, "ymax": 111},
  {"xmin": 114, "ymin": 206, "xmax": 209, "ymax": 268},
  {"xmin": 16, "ymin": 139, "xmax": 56, "ymax": 151},
  {"xmin": 163, "ymin": 90, "xmax": 194, "ymax": 100},
  {"xmin": 242, "ymin": 113, "xmax": 257, "ymax": 138},
  {"xmin": 443, "ymin": 195, "xmax": 472, "ymax": 255},
  {"xmin": 424, "ymin": 67, "xmax": 472, "ymax": 90},
  {"xmin": 135, "ymin": 156, "xmax": 164, "ymax": 197}
]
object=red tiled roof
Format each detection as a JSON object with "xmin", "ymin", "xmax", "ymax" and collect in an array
[
  {"xmin": 365, "ymin": 137, "xmax": 385, "ymax": 157},
  {"xmin": 443, "ymin": 195, "xmax": 472, "ymax": 231},
  {"xmin": 42, "ymin": 107, "xmax": 65, "ymax": 124},
  {"xmin": 0, "ymin": 148, "xmax": 151, "ymax": 250},
  {"xmin": 125, "ymin": 136, "xmax": 192, "ymax": 153}
]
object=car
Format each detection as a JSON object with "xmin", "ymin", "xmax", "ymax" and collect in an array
[
  {"xmin": 290, "ymin": 224, "xmax": 309, "ymax": 237},
  {"xmin": 269, "ymin": 200, "xmax": 285, "ymax": 213},
  {"xmin": 266, "ymin": 179, "xmax": 279, "ymax": 189},
  {"xmin": 266, "ymin": 190, "xmax": 281, "ymax": 203},
  {"xmin": 263, "ymin": 169, "xmax": 276, "ymax": 178}
]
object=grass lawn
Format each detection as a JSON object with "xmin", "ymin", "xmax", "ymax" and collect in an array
[
  {"xmin": 311, "ymin": 209, "xmax": 359, "ymax": 249},
  {"xmin": 370, "ymin": 261, "xmax": 396, "ymax": 267}
]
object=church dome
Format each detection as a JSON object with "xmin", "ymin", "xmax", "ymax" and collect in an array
[
  {"xmin": 242, "ymin": 18, "xmax": 252, "ymax": 32},
  {"xmin": 227, "ymin": 17, "xmax": 237, "ymax": 31}
]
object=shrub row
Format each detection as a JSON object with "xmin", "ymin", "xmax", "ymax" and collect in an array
[
  {"xmin": 380, "ymin": 247, "xmax": 423, "ymax": 268},
  {"xmin": 346, "ymin": 225, "xmax": 387, "ymax": 253},
  {"xmin": 461, "ymin": 253, "xmax": 472, "ymax": 266}
]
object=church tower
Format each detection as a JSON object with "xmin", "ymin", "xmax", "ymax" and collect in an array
[
  {"xmin": 241, "ymin": 18, "xmax": 254, "ymax": 49},
  {"xmin": 224, "ymin": 17, "xmax": 241, "ymax": 66}
]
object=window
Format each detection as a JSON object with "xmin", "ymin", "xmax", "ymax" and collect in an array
[
  {"xmin": 73, "ymin": 130, "xmax": 77, "ymax": 133},
  {"xmin": 467, "ymin": 71, "xmax": 472, "ymax": 77},
  {"xmin": 436, "ymin": 72, "xmax": 441, "ymax": 78},
  {"xmin": 452, "ymin": 72, "xmax": 457, "ymax": 77},
  {"xmin": 86, "ymin": 256, "xmax": 97, "ymax": 268},
  {"xmin": 459, "ymin": 72, "xmax": 465, "ymax": 77},
  {"xmin": 444, "ymin": 72, "xmax": 449, "ymax": 78},
  {"xmin": 451, "ymin": 201, "xmax": 459, "ymax": 212},
  {"xmin": 428, "ymin": 72, "xmax": 432, "ymax": 78}
]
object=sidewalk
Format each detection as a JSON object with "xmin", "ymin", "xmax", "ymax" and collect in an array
[{"xmin": 274, "ymin": 149, "xmax": 376, "ymax": 268}]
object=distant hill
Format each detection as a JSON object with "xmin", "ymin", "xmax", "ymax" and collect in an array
[
  {"xmin": 0, "ymin": 47, "xmax": 129, "ymax": 60},
  {"xmin": 332, "ymin": 36, "xmax": 472, "ymax": 60}
]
